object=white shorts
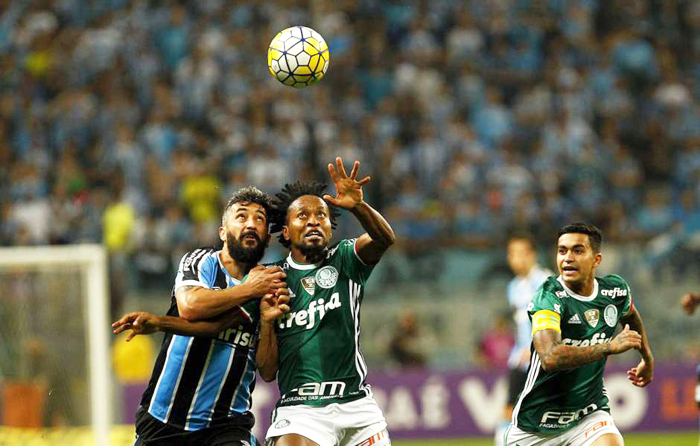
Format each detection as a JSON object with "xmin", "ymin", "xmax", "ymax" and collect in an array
[
  {"xmin": 266, "ymin": 395, "xmax": 388, "ymax": 446},
  {"xmin": 505, "ymin": 410, "xmax": 622, "ymax": 446}
]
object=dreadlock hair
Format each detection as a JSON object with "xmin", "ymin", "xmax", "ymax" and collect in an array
[
  {"xmin": 271, "ymin": 180, "xmax": 341, "ymax": 248},
  {"xmin": 222, "ymin": 186, "xmax": 276, "ymax": 228}
]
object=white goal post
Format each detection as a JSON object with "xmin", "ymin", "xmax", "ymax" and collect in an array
[{"xmin": 0, "ymin": 244, "xmax": 111, "ymax": 446}]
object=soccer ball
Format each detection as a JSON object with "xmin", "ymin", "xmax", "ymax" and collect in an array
[{"xmin": 267, "ymin": 26, "xmax": 330, "ymax": 88}]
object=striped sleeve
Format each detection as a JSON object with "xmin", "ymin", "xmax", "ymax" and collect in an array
[{"xmin": 174, "ymin": 249, "xmax": 216, "ymax": 290}]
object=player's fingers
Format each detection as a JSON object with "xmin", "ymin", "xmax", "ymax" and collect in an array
[
  {"xmin": 622, "ymin": 324, "xmax": 630, "ymax": 332},
  {"xmin": 323, "ymin": 194, "xmax": 340, "ymax": 206},
  {"xmin": 113, "ymin": 323, "xmax": 131, "ymax": 334},
  {"xmin": 126, "ymin": 332, "xmax": 136, "ymax": 342},
  {"xmin": 357, "ymin": 175, "xmax": 371, "ymax": 186},
  {"xmin": 349, "ymin": 160, "xmax": 359, "ymax": 179},
  {"xmin": 279, "ymin": 304, "xmax": 290, "ymax": 313},
  {"xmin": 327, "ymin": 162, "xmax": 338, "ymax": 181},
  {"xmin": 336, "ymin": 157, "xmax": 348, "ymax": 178},
  {"xmin": 269, "ymin": 271, "xmax": 287, "ymax": 281}
]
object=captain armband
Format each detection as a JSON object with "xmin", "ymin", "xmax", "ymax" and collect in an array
[{"xmin": 532, "ymin": 310, "xmax": 561, "ymax": 335}]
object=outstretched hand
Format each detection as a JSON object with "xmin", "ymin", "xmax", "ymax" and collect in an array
[
  {"xmin": 323, "ymin": 157, "xmax": 370, "ymax": 210},
  {"xmin": 681, "ymin": 293, "xmax": 700, "ymax": 315},
  {"xmin": 627, "ymin": 359, "xmax": 653, "ymax": 387},
  {"xmin": 112, "ymin": 312, "xmax": 160, "ymax": 342}
]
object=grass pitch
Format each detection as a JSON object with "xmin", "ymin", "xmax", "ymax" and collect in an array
[{"xmin": 392, "ymin": 431, "xmax": 698, "ymax": 446}]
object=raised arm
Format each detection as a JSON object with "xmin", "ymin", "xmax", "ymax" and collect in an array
[
  {"xmin": 177, "ymin": 266, "xmax": 286, "ymax": 320},
  {"xmin": 112, "ymin": 308, "xmax": 247, "ymax": 342},
  {"xmin": 620, "ymin": 304, "xmax": 654, "ymax": 387},
  {"xmin": 323, "ymin": 157, "xmax": 396, "ymax": 265},
  {"xmin": 532, "ymin": 310, "xmax": 642, "ymax": 372}
]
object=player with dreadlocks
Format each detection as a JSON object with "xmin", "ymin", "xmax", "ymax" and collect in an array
[{"xmin": 260, "ymin": 157, "xmax": 396, "ymax": 446}]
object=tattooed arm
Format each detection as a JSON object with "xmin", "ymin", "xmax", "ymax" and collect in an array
[{"xmin": 533, "ymin": 324, "xmax": 642, "ymax": 372}]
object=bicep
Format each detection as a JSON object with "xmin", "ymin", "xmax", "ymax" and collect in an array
[{"xmin": 175, "ymin": 285, "xmax": 204, "ymax": 308}]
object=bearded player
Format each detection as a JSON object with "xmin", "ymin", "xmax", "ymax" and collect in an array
[
  {"xmin": 113, "ymin": 187, "xmax": 289, "ymax": 446},
  {"xmin": 257, "ymin": 157, "xmax": 396, "ymax": 446},
  {"xmin": 506, "ymin": 223, "xmax": 653, "ymax": 446}
]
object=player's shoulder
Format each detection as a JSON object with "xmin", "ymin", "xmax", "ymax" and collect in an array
[
  {"xmin": 538, "ymin": 276, "xmax": 565, "ymax": 296},
  {"xmin": 325, "ymin": 238, "xmax": 354, "ymax": 260},
  {"xmin": 180, "ymin": 247, "xmax": 218, "ymax": 270},
  {"xmin": 598, "ymin": 274, "xmax": 630, "ymax": 290}
]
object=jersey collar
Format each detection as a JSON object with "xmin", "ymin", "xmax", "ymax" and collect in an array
[
  {"xmin": 557, "ymin": 276, "xmax": 598, "ymax": 302},
  {"xmin": 217, "ymin": 251, "xmax": 242, "ymax": 285},
  {"xmin": 286, "ymin": 252, "xmax": 322, "ymax": 270}
]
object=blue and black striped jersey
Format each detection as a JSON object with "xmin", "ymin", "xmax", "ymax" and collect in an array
[{"xmin": 139, "ymin": 248, "xmax": 260, "ymax": 432}]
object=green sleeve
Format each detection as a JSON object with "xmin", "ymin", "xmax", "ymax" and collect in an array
[{"xmin": 334, "ymin": 238, "xmax": 374, "ymax": 284}]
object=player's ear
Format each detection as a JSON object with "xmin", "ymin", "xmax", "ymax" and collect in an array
[
  {"xmin": 218, "ymin": 226, "xmax": 226, "ymax": 243},
  {"xmin": 283, "ymin": 226, "xmax": 290, "ymax": 242},
  {"xmin": 593, "ymin": 252, "xmax": 602, "ymax": 268}
]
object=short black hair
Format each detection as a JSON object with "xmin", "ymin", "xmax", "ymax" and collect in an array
[
  {"xmin": 222, "ymin": 186, "xmax": 276, "ymax": 227},
  {"xmin": 558, "ymin": 222, "xmax": 603, "ymax": 253},
  {"xmin": 271, "ymin": 181, "xmax": 340, "ymax": 248}
]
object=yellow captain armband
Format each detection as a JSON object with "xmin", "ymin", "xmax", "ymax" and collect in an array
[{"xmin": 532, "ymin": 310, "xmax": 561, "ymax": 335}]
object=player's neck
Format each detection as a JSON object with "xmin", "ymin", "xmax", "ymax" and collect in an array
[
  {"xmin": 566, "ymin": 276, "xmax": 595, "ymax": 296},
  {"xmin": 219, "ymin": 251, "xmax": 249, "ymax": 280},
  {"xmin": 290, "ymin": 246, "xmax": 325, "ymax": 265}
]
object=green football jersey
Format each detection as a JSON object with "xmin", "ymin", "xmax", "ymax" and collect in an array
[
  {"xmin": 271, "ymin": 238, "xmax": 375, "ymax": 407},
  {"xmin": 512, "ymin": 274, "xmax": 633, "ymax": 434}
]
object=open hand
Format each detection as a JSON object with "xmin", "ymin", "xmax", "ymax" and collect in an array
[
  {"xmin": 609, "ymin": 324, "xmax": 642, "ymax": 354},
  {"xmin": 323, "ymin": 157, "xmax": 370, "ymax": 210},
  {"xmin": 112, "ymin": 312, "xmax": 160, "ymax": 342},
  {"xmin": 627, "ymin": 358, "xmax": 653, "ymax": 387}
]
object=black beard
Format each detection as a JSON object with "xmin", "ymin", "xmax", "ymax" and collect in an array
[
  {"xmin": 227, "ymin": 232, "xmax": 267, "ymax": 265},
  {"xmin": 298, "ymin": 243, "xmax": 327, "ymax": 264}
]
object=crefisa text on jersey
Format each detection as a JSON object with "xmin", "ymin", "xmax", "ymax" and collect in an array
[{"xmin": 278, "ymin": 292, "xmax": 342, "ymax": 330}]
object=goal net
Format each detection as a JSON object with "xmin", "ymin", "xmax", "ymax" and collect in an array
[{"xmin": 0, "ymin": 245, "xmax": 112, "ymax": 446}]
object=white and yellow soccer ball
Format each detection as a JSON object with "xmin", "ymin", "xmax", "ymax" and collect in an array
[{"xmin": 267, "ymin": 26, "xmax": 330, "ymax": 88}]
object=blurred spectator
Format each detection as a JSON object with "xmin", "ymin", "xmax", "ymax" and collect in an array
[
  {"xmin": 0, "ymin": 0, "xmax": 697, "ymax": 287},
  {"xmin": 476, "ymin": 311, "xmax": 514, "ymax": 370},
  {"xmin": 388, "ymin": 310, "xmax": 427, "ymax": 369}
]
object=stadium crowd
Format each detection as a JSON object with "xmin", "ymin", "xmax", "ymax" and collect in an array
[{"xmin": 1, "ymin": 0, "xmax": 700, "ymax": 290}]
